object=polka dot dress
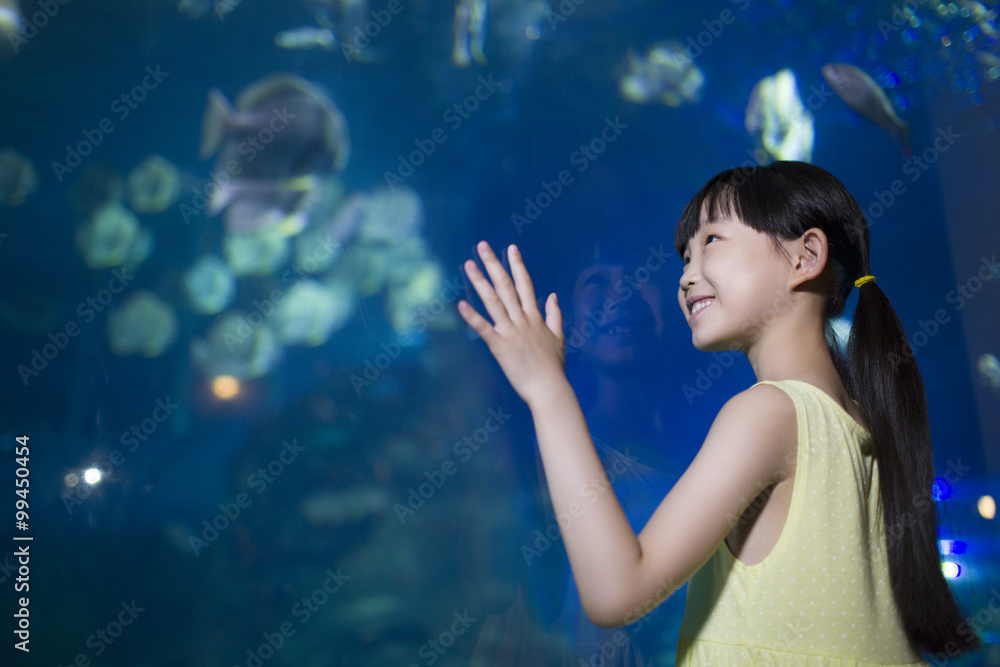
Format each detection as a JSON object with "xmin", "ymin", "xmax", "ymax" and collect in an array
[{"xmin": 675, "ymin": 380, "xmax": 928, "ymax": 666}]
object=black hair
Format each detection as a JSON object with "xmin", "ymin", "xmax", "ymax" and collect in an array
[{"xmin": 674, "ymin": 161, "xmax": 981, "ymax": 657}]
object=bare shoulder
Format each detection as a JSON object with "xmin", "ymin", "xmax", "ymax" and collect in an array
[
  {"xmin": 708, "ymin": 383, "xmax": 798, "ymax": 474},
  {"xmin": 724, "ymin": 382, "xmax": 797, "ymax": 419}
]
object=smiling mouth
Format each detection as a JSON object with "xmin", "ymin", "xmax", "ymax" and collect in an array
[{"xmin": 689, "ymin": 298, "xmax": 714, "ymax": 318}]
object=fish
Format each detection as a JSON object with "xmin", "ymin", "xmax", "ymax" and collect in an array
[
  {"xmin": 978, "ymin": 354, "xmax": 1000, "ymax": 390},
  {"xmin": 745, "ymin": 68, "xmax": 814, "ymax": 163},
  {"xmin": 275, "ymin": 26, "xmax": 337, "ymax": 51},
  {"xmin": 821, "ymin": 63, "xmax": 912, "ymax": 159},
  {"xmin": 199, "ymin": 73, "xmax": 350, "ymax": 173},
  {"xmin": 618, "ymin": 41, "xmax": 704, "ymax": 107},
  {"xmin": 199, "ymin": 74, "xmax": 350, "ymax": 235},
  {"xmin": 452, "ymin": 0, "xmax": 489, "ymax": 67}
]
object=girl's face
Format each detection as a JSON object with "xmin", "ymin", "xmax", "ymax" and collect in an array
[
  {"xmin": 572, "ymin": 262, "xmax": 662, "ymax": 368},
  {"xmin": 678, "ymin": 214, "xmax": 793, "ymax": 353}
]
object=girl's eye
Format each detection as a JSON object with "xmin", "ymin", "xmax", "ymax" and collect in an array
[{"xmin": 705, "ymin": 234, "xmax": 720, "ymax": 245}]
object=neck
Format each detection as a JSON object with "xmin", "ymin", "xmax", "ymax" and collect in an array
[{"xmin": 745, "ymin": 309, "xmax": 837, "ymax": 384}]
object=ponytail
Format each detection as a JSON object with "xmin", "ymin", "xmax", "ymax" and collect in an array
[{"xmin": 839, "ymin": 280, "xmax": 982, "ymax": 656}]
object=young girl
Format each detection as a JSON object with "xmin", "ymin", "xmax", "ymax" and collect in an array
[{"xmin": 457, "ymin": 161, "xmax": 982, "ymax": 665}]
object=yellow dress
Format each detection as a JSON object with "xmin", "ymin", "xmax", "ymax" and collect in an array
[{"xmin": 676, "ymin": 380, "xmax": 929, "ymax": 666}]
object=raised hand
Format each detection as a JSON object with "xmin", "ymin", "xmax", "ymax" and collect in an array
[{"xmin": 458, "ymin": 241, "xmax": 568, "ymax": 408}]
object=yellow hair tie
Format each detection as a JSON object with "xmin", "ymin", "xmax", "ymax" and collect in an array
[{"xmin": 854, "ymin": 275, "xmax": 876, "ymax": 289}]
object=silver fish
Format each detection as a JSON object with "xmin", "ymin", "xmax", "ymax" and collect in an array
[
  {"xmin": 275, "ymin": 26, "xmax": 337, "ymax": 51},
  {"xmin": 822, "ymin": 63, "xmax": 911, "ymax": 158},
  {"xmin": 199, "ymin": 74, "xmax": 350, "ymax": 233},
  {"xmin": 199, "ymin": 73, "xmax": 350, "ymax": 175}
]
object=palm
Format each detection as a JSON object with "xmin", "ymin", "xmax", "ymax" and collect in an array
[{"xmin": 458, "ymin": 241, "xmax": 567, "ymax": 407}]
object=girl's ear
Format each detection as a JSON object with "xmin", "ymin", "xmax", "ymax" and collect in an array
[{"xmin": 788, "ymin": 227, "xmax": 828, "ymax": 289}]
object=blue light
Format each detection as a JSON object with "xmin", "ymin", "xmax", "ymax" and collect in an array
[
  {"xmin": 932, "ymin": 477, "xmax": 951, "ymax": 500},
  {"xmin": 939, "ymin": 540, "xmax": 967, "ymax": 555}
]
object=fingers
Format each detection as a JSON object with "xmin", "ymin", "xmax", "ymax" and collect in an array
[
  {"xmin": 476, "ymin": 241, "xmax": 526, "ymax": 325},
  {"xmin": 457, "ymin": 298, "xmax": 497, "ymax": 345},
  {"xmin": 462, "ymin": 256, "xmax": 511, "ymax": 330},
  {"xmin": 545, "ymin": 293, "xmax": 564, "ymax": 342},
  {"xmin": 506, "ymin": 244, "xmax": 540, "ymax": 318}
]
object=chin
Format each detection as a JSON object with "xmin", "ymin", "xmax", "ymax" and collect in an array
[{"xmin": 690, "ymin": 333, "xmax": 736, "ymax": 353}]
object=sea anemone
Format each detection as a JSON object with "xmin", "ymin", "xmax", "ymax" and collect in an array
[
  {"xmin": 107, "ymin": 291, "xmax": 178, "ymax": 357},
  {"xmin": 127, "ymin": 155, "xmax": 181, "ymax": 213}
]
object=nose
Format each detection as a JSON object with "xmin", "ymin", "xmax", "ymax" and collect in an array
[{"xmin": 679, "ymin": 260, "xmax": 698, "ymax": 291}]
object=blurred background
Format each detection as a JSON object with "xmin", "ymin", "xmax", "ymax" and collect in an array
[{"xmin": 0, "ymin": 0, "xmax": 998, "ymax": 664}]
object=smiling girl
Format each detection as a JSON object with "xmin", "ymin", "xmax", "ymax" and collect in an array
[{"xmin": 457, "ymin": 161, "xmax": 980, "ymax": 665}]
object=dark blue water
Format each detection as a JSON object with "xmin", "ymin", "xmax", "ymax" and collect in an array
[{"xmin": 0, "ymin": 0, "xmax": 998, "ymax": 664}]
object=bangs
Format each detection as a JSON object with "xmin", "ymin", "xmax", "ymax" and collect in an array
[
  {"xmin": 674, "ymin": 178, "xmax": 737, "ymax": 257},
  {"xmin": 673, "ymin": 164, "xmax": 800, "ymax": 257}
]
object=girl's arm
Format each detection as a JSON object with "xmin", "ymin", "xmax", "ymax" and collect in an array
[{"xmin": 459, "ymin": 241, "xmax": 797, "ymax": 627}]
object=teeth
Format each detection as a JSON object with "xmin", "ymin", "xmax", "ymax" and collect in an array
[{"xmin": 691, "ymin": 299, "xmax": 713, "ymax": 315}]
